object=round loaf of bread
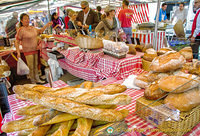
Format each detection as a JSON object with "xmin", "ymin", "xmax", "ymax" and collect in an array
[
  {"xmin": 157, "ymin": 47, "xmax": 173, "ymax": 56},
  {"xmin": 144, "ymin": 81, "xmax": 167, "ymax": 100},
  {"xmin": 179, "ymin": 47, "xmax": 193, "ymax": 60},
  {"xmin": 134, "ymin": 72, "xmax": 149, "ymax": 89},
  {"xmin": 143, "ymin": 48, "xmax": 157, "ymax": 62},
  {"xmin": 150, "ymin": 51, "xmax": 186, "ymax": 72}
]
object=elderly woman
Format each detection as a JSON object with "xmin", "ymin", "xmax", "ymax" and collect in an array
[
  {"xmin": 15, "ymin": 13, "xmax": 52, "ymax": 84},
  {"xmin": 95, "ymin": 6, "xmax": 120, "ymax": 40}
]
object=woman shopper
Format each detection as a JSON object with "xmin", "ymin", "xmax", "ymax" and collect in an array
[
  {"xmin": 51, "ymin": 12, "xmax": 64, "ymax": 34},
  {"xmin": 95, "ymin": 6, "xmax": 119, "ymax": 40},
  {"xmin": 68, "ymin": 10, "xmax": 78, "ymax": 30},
  {"xmin": 15, "ymin": 13, "xmax": 52, "ymax": 84}
]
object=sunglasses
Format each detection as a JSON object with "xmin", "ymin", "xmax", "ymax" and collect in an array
[{"xmin": 82, "ymin": 7, "xmax": 87, "ymax": 10}]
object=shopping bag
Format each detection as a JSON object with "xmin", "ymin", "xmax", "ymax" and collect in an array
[
  {"xmin": 17, "ymin": 58, "xmax": 29, "ymax": 75},
  {"xmin": 173, "ymin": 20, "xmax": 185, "ymax": 38}
]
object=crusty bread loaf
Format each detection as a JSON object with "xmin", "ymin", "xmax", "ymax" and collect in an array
[
  {"xmin": 51, "ymin": 120, "xmax": 74, "ymax": 136},
  {"xmin": 135, "ymin": 45, "xmax": 144, "ymax": 52},
  {"xmin": 80, "ymin": 81, "xmax": 94, "ymax": 89},
  {"xmin": 182, "ymin": 61, "xmax": 200, "ymax": 75},
  {"xmin": 18, "ymin": 128, "xmax": 37, "ymax": 136},
  {"xmin": 150, "ymin": 51, "xmax": 186, "ymax": 72},
  {"xmin": 164, "ymin": 87, "xmax": 200, "ymax": 111},
  {"xmin": 144, "ymin": 81, "xmax": 167, "ymax": 100},
  {"xmin": 46, "ymin": 87, "xmax": 132, "ymax": 105},
  {"xmin": 158, "ymin": 75, "xmax": 199, "ymax": 93},
  {"xmin": 146, "ymin": 71, "xmax": 170, "ymax": 83},
  {"xmin": 28, "ymin": 125, "xmax": 51, "ymax": 136},
  {"xmin": 90, "ymin": 84, "xmax": 127, "ymax": 94},
  {"xmin": 14, "ymin": 85, "xmax": 129, "ymax": 122},
  {"xmin": 179, "ymin": 47, "xmax": 193, "ymax": 60},
  {"xmin": 143, "ymin": 48, "xmax": 157, "ymax": 62},
  {"xmin": 127, "ymin": 44, "xmax": 136, "ymax": 55},
  {"xmin": 134, "ymin": 72, "xmax": 149, "ymax": 88},
  {"xmin": 157, "ymin": 47, "xmax": 173, "ymax": 56},
  {"xmin": 72, "ymin": 118, "xmax": 93, "ymax": 136},
  {"xmin": 16, "ymin": 105, "xmax": 50, "ymax": 116}
]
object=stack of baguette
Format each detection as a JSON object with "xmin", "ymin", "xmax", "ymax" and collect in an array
[
  {"xmin": 2, "ymin": 82, "xmax": 131, "ymax": 136},
  {"xmin": 135, "ymin": 50, "xmax": 200, "ymax": 112}
]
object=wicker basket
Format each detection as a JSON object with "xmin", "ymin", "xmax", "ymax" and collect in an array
[
  {"xmin": 75, "ymin": 35, "xmax": 103, "ymax": 49},
  {"xmin": 142, "ymin": 58, "xmax": 151, "ymax": 71},
  {"xmin": 136, "ymin": 96, "xmax": 200, "ymax": 136}
]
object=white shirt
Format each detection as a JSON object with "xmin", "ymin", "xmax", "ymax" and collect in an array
[
  {"xmin": 193, "ymin": 8, "xmax": 200, "ymax": 37},
  {"xmin": 173, "ymin": 8, "xmax": 188, "ymax": 22},
  {"xmin": 83, "ymin": 9, "xmax": 90, "ymax": 25}
]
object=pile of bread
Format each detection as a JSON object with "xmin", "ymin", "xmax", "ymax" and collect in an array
[
  {"xmin": 103, "ymin": 40, "xmax": 129, "ymax": 56},
  {"xmin": 135, "ymin": 49, "xmax": 200, "ymax": 112},
  {"xmin": 2, "ymin": 82, "xmax": 131, "ymax": 136},
  {"xmin": 143, "ymin": 46, "xmax": 193, "ymax": 63}
]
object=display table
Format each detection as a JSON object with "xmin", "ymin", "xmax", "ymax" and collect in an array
[
  {"xmin": 58, "ymin": 47, "xmax": 143, "ymax": 82},
  {"xmin": 2, "ymin": 77, "xmax": 200, "ymax": 136},
  {"xmin": 133, "ymin": 31, "xmax": 166, "ymax": 50},
  {"xmin": 53, "ymin": 34, "xmax": 78, "ymax": 46}
]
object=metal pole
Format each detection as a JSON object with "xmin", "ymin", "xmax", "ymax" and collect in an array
[
  {"xmin": 109, "ymin": 0, "xmax": 110, "ymax": 5},
  {"xmin": 47, "ymin": 0, "xmax": 52, "ymax": 34},
  {"xmin": 153, "ymin": 0, "xmax": 161, "ymax": 51}
]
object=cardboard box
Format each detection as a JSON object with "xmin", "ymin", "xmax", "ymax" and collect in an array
[{"xmin": 136, "ymin": 96, "xmax": 200, "ymax": 136}]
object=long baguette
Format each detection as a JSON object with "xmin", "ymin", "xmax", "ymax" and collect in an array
[
  {"xmin": 51, "ymin": 120, "xmax": 74, "ymax": 136},
  {"xmin": 72, "ymin": 118, "xmax": 93, "ymax": 136},
  {"xmin": 14, "ymin": 85, "xmax": 129, "ymax": 122},
  {"xmin": 28, "ymin": 125, "xmax": 51, "ymax": 136},
  {"xmin": 2, "ymin": 113, "xmax": 79, "ymax": 133},
  {"xmin": 18, "ymin": 128, "xmax": 37, "ymax": 136},
  {"xmin": 16, "ymin": 105, "xmax": 50, "ymax": 116},
  {"xmin": 46, "ymin": 87, "xmax": 132, "ymax": 105}
]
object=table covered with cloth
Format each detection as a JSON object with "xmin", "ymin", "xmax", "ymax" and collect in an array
[
  {"xmin": 58, "ymin": 47, "xmax": 143, "ymax": 82},
  {"xmin": 2, "ymin": 76, "xmax": 200, "ymax": 136}
]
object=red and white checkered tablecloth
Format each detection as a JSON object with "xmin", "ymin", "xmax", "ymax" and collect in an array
[
  {"xmin": 59, "ymin": 47, "xmax": 104, "ymax": 68},
  {"xmin": 133, "ymin": 31, "xmax": 166, "ymax": 51},
  {"xmin": 2, "ymin": 77, "xmax": 200, "ymax": 136},
  {"xmin": 58, "ymin": 47, "xmax": 143, "ymax": 82}
]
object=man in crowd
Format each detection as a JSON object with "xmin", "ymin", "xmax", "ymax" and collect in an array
[
  {"xmin": 118, "ymin": 0, "xmax": 134, "ymax": 44},
  {"xmin": 5, "ymin": 12, "xmax": 18, "ymax": 38},
  {"xmin": 155, "ymin": 3, "xmax": 168, "ymax": 22},
  {"xmin": 171, "ymin": 2, "xmax": 188, "ymax": 24},
  {"xmin": 190, "ymin": 0, "xmax": 200, "ymax": 58},
  {"xmin": 76, "ymin": 1, "xmax": 99, "ymax": 33},
  {"xmin": 96, "ymin": 6, "xmax": 102, "ymax": 21}
]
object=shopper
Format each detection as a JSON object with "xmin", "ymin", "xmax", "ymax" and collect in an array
[
  {"xmin": 64, "ymin": 9, "xmax": 72, "ymax": 29},
  {"xmin": 68, "ymin": 10, "xmax": 78, "ymax": 30},
  {"xmin": 155, "ymin": 3, "xmax": 168, "ymax": 22},
  {"xmin": 76, "ymin": 1, "xmax": 99, "ymax": 34},
  {"xmin": 96, "ymin": 6, "xmax": 102, "ymax": 21},
  {"xmin": 95, "ymin": 6, "xmax": 118, "ymax": 40},
  {"xmin": 51, "ymin": 12, "xmax": 64, "ymax": 34},
  {"xmin": 189, "ymin": 0, "xmax": 200, "ymax": 59},
  {"xmin": 5, "ymin": 12, "xmax": 18, "ymax": 38},
  {"xmin": 15, "ymin": 13, "xmax": 52, "ymax": 84},
  {"xmin": 171, "ymin": 2, "xmax": 188, "ymax": 24},
  {"xmin": 35, "ymin": 16, "xmax": 44, "ymax": 28},
  {"xmin": 118, "ymin": 0, "xmax": 134, "ymax": 44},
  {"xmin": 0, "ymin": 21, "xmax": 6, "ymax": 36}
]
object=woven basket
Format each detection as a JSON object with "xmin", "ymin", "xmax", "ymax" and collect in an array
[
  {"xmin": 75, "ymin": 35, "xmax": 103, "ymax": 49},
  {"xmin": 142, "ymin": 58, "xmax": 151, "ymax": 71},
  {"xmin": 136, "ymin": 96, "xmax": 200, "ymax": 136}
]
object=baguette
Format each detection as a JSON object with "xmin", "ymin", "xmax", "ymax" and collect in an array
[
  {"xmin": 90, "ymin": 84, "xmax": 127, "ymax": 94},
  {"xmin": 28, "ymin": 125, "xmax": 51, "ymax": 136},
  {"xmin": 158, "ymin": 75, "xmax": 199, "ymax": 93},
  {"xmin": 18, "ymin": 128, "xmax": 37, "ymax": 136},
  {"xmin": 16, "ymin": 105, "xmax": 50, "ymax": 116},
  {"xmin": 33, "ymin": 109, "xmax": 62, "ymax": 126},
  {"xmin": 80, "ymin": 81, "xmax": 94, "ymax": 89},
  {"xmin": 72, "ymin": 118, "xmax": 93, "ymax": 136},
  {"xmin": 51, "ymin": 120, "xmax": 74, "ymax": 136},
  {"xmin": 46, "ymin": 124, "xmax": 61, "ymax": 135},
  {"xmin": 46, "ymin": 87, "xmax": 132, "ymax": 105},
  {"xmin": 2, "ymin": 113, "xmax": 79, "ymax": 133},
  {"xmin": 14, "ymin": 85, "xmax": 129, "ymax": 122},
  {"xmin": 164, "ymin": 87, "xmax": 200, "ymax": 111}
]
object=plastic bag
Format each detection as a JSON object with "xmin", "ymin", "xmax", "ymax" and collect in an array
[{"xmin": 17, "ymin": 58, "xmax": 29, "ymax": 75}]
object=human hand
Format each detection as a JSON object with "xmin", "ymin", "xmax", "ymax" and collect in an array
[
  {"xmin": 17, "ymin": 53, "xmax": 21, "ymax": 59},
  {"xmin": 47, "ymin": 21, "xmax": 53, "ymax": 26},
  {"xmin": 191, "ymin": 36, "xmax": 195, "ymax": 43},
  {"xmin": 83, "ymin": 25, "xmax": 89, "ymax": 29}
]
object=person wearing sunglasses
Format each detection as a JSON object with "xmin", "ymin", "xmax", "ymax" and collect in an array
[
  {"xmin": 189, "ymin": 0, "xmax": 200, "ymax": 59},
  {"xmin": 76, "ymin": 1, "xmax": 99, "ymax": 34}
]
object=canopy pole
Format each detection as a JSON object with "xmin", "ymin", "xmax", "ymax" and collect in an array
[
  {"xmin": 47, "ymin": 0, "xmax": 52, "ymax": 34},
  {"xmin": 153, "ymin": 0, "xmax": 161, "ymax": 51}
]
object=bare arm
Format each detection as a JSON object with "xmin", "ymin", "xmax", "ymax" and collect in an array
[
  {"xmin": 15, "ymin": 39, "xmax": 21, "ymax": 58},
  {"xmin": 38, "ymin": 22, "xmax": 52, "ymax": 35}
]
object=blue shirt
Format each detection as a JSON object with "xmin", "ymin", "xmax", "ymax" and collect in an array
[{"xmin": 155, "ymin": 8, "xmax": 167, "ymax": 22}]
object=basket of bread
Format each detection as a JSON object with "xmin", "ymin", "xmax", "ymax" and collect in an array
[
  {"xmin": 134, "ymin": 49, "xmax": 200, "ymax": 136},
  {"xmin": 2, "ymin": 82, "xmax": 132, "ymax": 136},
  {"xmin": 75, "ymin": 34, "xmax": 103, "ymax": 49},
  {"xmin": 103, "ymin": 40, "xmax": 129, "ymax": 59}
]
